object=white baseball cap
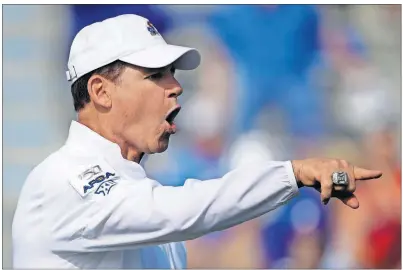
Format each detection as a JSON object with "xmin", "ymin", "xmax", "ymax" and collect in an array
[{"xmin": 66, "ymin": 14, "xmax": 201, "ymax": 83}]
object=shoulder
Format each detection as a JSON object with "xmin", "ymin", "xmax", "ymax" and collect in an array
[
  {"xmin": 24, "ymin": 145, "xmax": 116, "ymax": 198},
  {"xmin": 15, "ymin": 146, "xmax": 100, "ymax": 222},
  {"xmin": 27, "ymin": 145, "xmax": 89, "ymax": 183}
]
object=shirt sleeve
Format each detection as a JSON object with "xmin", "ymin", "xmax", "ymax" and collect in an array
[{"xmin": 50, "ymin": 161, "xmax": 299, "ymax": 252}]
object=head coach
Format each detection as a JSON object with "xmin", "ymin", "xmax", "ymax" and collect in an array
[{"xmin": 12, "ymin": 14, "xmax": 382, "ymax": 269}]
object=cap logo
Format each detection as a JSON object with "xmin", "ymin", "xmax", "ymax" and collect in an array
[{"xmin": 146, "ymin": 21, "xmax": 159, "ymax": 36}]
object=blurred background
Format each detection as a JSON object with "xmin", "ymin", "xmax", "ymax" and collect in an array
[{"xmin": 3, "ymin": 4, "xmax": 401, "ymax": 269}]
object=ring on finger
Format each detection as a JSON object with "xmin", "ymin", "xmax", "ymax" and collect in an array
[{"xmin": 332, "ymin": 171, "xmax": 349, "ymax": 186}]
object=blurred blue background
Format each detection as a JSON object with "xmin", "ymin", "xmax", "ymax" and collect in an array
[{"xmin": 3, "ymin": 4, "xmax": 402, "ymax": 269}]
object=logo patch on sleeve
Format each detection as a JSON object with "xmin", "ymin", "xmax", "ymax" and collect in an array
[{"xmin": 69, "ymin": 163, "xmax": 119, "ymax": 198}]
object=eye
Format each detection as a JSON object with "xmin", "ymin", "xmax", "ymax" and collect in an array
[
  {"xmin": 145, "ymin": 66, "xmax": 175, "ymax": 81},
  {"xmin": 146, "ymin": 72, "xmax": 164, "ymax": 80}
]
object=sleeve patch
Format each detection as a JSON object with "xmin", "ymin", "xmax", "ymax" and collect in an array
[{"xmin": 69, "ymin": 163, "xmax": 120, "ymax": 198}]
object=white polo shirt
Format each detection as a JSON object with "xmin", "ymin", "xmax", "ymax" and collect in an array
[{"xmin": 12, "ymin": 121, "xmax": 299, "ymax": 269}]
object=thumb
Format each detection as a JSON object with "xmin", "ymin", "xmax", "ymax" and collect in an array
[
  {"xmin": 339, "ymin": 193, "xmax": 360, "ymax": 209},
  {"xmin": 353, "ymin": 166, "xmax": 383, "ymax": 180}
]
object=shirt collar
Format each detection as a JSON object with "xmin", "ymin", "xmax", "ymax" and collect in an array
[{"xmin": 65, "ymin": 120, "xmax": 146, "ymax": 179}]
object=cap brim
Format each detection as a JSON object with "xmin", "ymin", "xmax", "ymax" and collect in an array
[{"xmin": 119, "ymin": 44, "xmax": 201, "ymax": 70}]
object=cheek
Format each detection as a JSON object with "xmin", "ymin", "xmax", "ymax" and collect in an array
[
  {"xmin": 147, "ymin": 91, "xmax": 166, "ymax": 118},
  {"xmin": 114, "ymin": 93, "xmax": 141, "ymax": 123},
  {"xmin": 116, "ymin": 86, "xmax": 166, "ymax": 127}
]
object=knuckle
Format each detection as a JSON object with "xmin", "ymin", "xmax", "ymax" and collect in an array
[
  {"xmin": 330, "ymin": 159, "xmax": 339, "ymax": 167},
  {"xmin": 348, "ymin": 172, "xmax": 354, "ymax": 180},
  {"xmin": 348, "ymin": 180, "xmax": 356, "ymax": 191},
  {"xmin": 340, "ymin": 159, "xmax": 349, "ymax": 168}
]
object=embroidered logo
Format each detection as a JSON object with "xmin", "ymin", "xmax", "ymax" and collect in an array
[
  {"xmin": 78, "ymin": 165, "xmax": 103, "ymax": 181},
  {"xmin": 95, "ymin": 180, "xmax": 117, "ymax": 196},
  {"xmin": 83, "ymin": 172, "xmax": 116, "ymax": 194},
  {"xmin": 70, "ymin": 163, "xmax": 120, "ymax": 198},
  {"xmin": 147, "ymin": 21, "xmax": 159, "ymax": 36}
]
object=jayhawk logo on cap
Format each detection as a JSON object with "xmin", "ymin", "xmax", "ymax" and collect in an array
[{"xmin": 146, "ymin": 21, "xmax": 159, "ymax": 36}]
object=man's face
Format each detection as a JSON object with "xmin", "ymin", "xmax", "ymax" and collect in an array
[{"xmin": 109, "ymin": 64, "xmax": 183, "ymax": 154}]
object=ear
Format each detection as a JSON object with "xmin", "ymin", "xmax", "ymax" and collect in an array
[{"xmin": 87, "ymin": 75, "xmax": 112, "ymax": 109}]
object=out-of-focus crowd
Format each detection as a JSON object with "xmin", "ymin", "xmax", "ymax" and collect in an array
[{"xmin": 3, "ymin": 4, "xmax": 401, "ymax": 269}]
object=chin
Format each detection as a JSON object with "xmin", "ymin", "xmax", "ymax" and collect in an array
[
  {"xmin": 150, "ymin": 138, "xmax": 170, "ymax": 154},
  {"xmin": 152, "ymin": 144, "xmax": 168, "ymax": 154},
  {"xmin": 158, "ymin": 144, "xmax": 169, "ymax": 153}
]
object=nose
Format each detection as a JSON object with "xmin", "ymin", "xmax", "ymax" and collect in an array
[{"xmin": 166, "ymin": 80, "xmax": 183, "ymax": 99}]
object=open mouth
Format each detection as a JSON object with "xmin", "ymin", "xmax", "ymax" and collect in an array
[{"xmin": 165, "ymin": 105, "xmax": 181, "ymax": 125}]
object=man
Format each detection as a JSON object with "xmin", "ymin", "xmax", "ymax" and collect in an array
[{"xmin": 12, "ymin": 14, "xmax": 382, "ymax": 269}]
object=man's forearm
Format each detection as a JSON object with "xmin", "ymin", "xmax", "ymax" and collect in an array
[{"xmin": 172, "ymin": 161, "xmax": 299, "ymax": 236}]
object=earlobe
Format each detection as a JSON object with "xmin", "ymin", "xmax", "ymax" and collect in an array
[{"xmin": 88, "ymin": 75, "xmax": 112, "ymax": 109}]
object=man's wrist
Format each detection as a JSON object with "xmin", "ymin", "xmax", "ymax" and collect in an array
[{"xmin": 291, "ymin": 160, "xmax": 304, "ymax": 188}]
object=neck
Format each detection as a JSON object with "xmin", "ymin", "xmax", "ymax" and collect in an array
[{"xmin": 78, "ymin": 112, "xmax": 144, "ymax": 163}]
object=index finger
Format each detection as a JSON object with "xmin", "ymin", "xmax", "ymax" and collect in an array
[{"xmin": 353, "ymin": 166, "xmax": 382, "ymax": 180}]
